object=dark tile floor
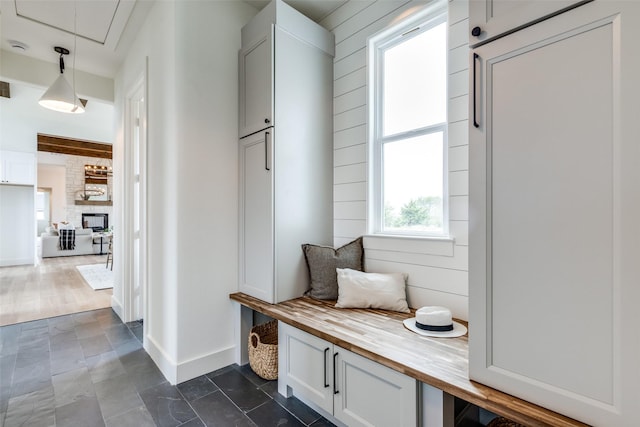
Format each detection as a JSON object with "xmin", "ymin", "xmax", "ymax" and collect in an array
[{"xmin": 0, "ymin": 308, "xmax": 335, "ymax": 427}]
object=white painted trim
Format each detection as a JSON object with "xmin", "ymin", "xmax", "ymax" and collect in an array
[
  {"xmin": 176, "ymin": 346, "xmax": 236, "ymax": 385},
  {"xmin": 120, "ymin": 61, "xmax": 148, "ymax": 324},
  {"xmin": 0, "ymin": 257, "xmax": 34, "ymax": 267},
  {"xmin": 145, "ymin": 334, "xmax": 178, "ymax": 385},
  {"xmin": 363, "ymin": 234, "xmax": 455, "ymax": 256},
  {"xmin": 146, "ymin": 332, "xmax": 237, "ymax": 386}
]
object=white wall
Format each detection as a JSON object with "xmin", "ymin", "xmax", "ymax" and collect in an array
[
  {"xmin": 0, "ymin": 82, "xmax": 114, "ymax": 153},
  {"xmin": 37, "ymin": 164, "xmax": 66, "ymax": 224},
  {"xmin": 320, "ymin": 0, "xmax": 470, "ymax": 319},
  {"xmin": 114, "ymin": 0, "xmax": 256, "ymax": 384},
  {"xmin": 173, "ymin": 1, "xmax": 256, "ymax": 377},
  {"xmin": 114, "ymin": 0, "xmax": 179, "ymax": 378}
]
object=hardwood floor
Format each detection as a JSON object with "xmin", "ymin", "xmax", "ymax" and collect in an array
[{"xmin": 0, "ymin": 255, "xmax": 112, "ymax": 327}]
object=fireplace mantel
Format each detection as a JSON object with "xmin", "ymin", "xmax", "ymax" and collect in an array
[{"xmin": 74, "ymin": 200, "xmax": 113, "ymax": 206}]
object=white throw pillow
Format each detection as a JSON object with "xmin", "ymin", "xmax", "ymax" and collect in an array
[{"xmin": 335, "ymin": 268, "xmax": 409, "ymax": 313}]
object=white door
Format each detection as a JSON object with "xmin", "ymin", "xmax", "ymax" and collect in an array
[
  {"xmin": 130, "ymin": 84, "xmax": 146, "ymax": 322},
  {"xmin": 469, "ymin": 2, "xmax": 640, "ymax": 425},
  {"xmin": 239, "ymin": 130, "xmax": 274, "ymax": 303},
  {"xmin": 469, "ymin": 0, "xmax": 589, "ymax": 46},
  {"xmin": 279, "ymin": 323, "xmax": 334, "ymax": 414},
  {"xmin": 238, "ymin": 27, "xmax": 273, "ymax": 137},
  {"xmin": 333, "ymin": 346, "xmax": 417, "ymax": 427},
  {"xmin": 123, "ymin": 75, "xmax": 147, "ymax": 324}
]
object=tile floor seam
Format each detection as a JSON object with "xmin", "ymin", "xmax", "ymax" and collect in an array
[{"xmin": 177, "ymin": 391, "xmax": 207, "ymax": 427}]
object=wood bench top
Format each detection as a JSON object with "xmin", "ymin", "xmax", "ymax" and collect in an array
[{"xmin": 230, "ymin": 292, "xmax": 588, "ymax": 427}]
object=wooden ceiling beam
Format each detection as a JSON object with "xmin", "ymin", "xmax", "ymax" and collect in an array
[{"xmin": 37, "ymin": 133, "xmax": 112, "ymax": 159}]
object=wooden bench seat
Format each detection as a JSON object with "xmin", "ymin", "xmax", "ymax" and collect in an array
[{"xmin": 230, "ymin": 292, "xmax": 587, "ymax": 427}]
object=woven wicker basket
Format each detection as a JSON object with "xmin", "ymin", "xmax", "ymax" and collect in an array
[
  {"xmin": 487, "ymin": 417, "xmax": 526, "ymax": 427},
  {"xmin": 248, "ymin": 320, "xmax": 278, "ymax": 380}
]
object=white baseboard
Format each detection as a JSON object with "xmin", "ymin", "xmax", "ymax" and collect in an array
[
  {"xmin": 145, "ymin": 335, "xmax": 236, "ymax": 385},
  {"xmin": 176, "ymin": 346, "xmax": 236, "ymax": 384},
  {"xmin": 0, "ymin": 257, "xmax": 34, "ymax": 267},
  {"xmin": 145, "ymin": 334, "xmax": 178, "ymax": 384}
]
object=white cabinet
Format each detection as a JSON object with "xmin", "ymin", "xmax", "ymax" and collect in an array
[
  {"xmin": 238, "ymin": 30, "xmax": 273, "ymax": 138},
  {"xmin": 238, "ymin": 0, "xmax": 334, "ymax": 304},
  {"xmin": 279, "ymin": 323, "xmax": 417, "ymax": 427},
  {"xmin": 239, "ymin": 130, "xmax": 274, "ymax": 303},
  {"xmin": 469, "ymin": 2, "xmax": 640, "ymax": 425},
  {"xmin": 0, "ymin": 150, "xmax": 35, "ymax": 185},
  {"xmin": 468, "ymin": 0, "xmax": 588, "ymax": 46}
]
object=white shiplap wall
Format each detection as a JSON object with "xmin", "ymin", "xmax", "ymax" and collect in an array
[{"xmin": 320, "ymin": 0, "xmax": 470, "ymax": 320}]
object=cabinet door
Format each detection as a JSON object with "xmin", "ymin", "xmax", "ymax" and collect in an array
[
  {"xmin": 333, "ymin": 346, "xmax": 416, "ymax": 427},
  {"xmin": 469, "ymin": 2, "xmax": 640, "ymax": 425},
  {"xmin": 239, "ymin": 131, "xmax": 274, "ymax": 303},
  {"xmin": 279, "ymin": 323, "xmax": 333, "ymax": 414},
  {"xmin": 238, "ymin": 27, "xmax": 273, "ymax": 138},
  {"xmin": 1, "ymin": 151, "xmax": 35, "ymax": 185},
  {"xmin": 469, "ymin": 0, "xmax": 589, "ymax": 46}
]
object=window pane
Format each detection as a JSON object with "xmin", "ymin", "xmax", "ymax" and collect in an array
[
  {"xmin": 383, "ymin": 132, "xmax": 444, "ymax": 233},
  {"xmin": 382, "ymin": 22, "xmax": 447, "ymax": 136}
]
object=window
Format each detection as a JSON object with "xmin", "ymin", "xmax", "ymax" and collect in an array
[{"xmin": 369, "ymin": 9, "xmax": 448, "ymax": 237}]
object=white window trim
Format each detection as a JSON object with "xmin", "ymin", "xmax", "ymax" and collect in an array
[{"xmin": 367, "ymin": 0, "xmax": 449, "ymax": 240}]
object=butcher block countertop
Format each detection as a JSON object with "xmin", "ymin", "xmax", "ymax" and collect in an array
[{"xmin": 230, "ymin": 292, "xmax": 588, "ymax": 427}]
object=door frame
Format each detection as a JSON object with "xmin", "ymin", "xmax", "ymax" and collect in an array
[{"xmin": 121, "ymin": 64, "xmax": 148, "ymax": 326}]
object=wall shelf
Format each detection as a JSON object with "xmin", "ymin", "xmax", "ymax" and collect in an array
[{"xmin": 75, "ymin": 200, "xmax": 112, "ymax": 206}]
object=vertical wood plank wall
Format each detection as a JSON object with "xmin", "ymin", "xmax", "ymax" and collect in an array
[{"xmin": 320, "ymin": 0, "xmax": 471, "ymax": 319}]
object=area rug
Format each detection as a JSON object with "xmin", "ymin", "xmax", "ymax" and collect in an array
[{"xmin": 76, "ymin": 264, "xmax": 114, "ymax": 290}]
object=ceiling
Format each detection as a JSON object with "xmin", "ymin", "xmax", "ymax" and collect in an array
[{"xmin": 0, "ymin": 0, "xmax": 345, "ymax": 79}]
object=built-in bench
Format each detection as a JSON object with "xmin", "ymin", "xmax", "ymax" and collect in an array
[{"xmin": 230, "ymin": 292, "xmax": 587, "ymax": 427}]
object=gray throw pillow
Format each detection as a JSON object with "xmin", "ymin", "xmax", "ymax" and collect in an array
[{"xmin": 302, "ymin": 237, "xmax": 364, "ymax": 300}]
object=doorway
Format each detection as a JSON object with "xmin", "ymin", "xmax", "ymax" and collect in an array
[{"xmin": 36, "ymin": 187, "xmax": 52, "ymax": 235}]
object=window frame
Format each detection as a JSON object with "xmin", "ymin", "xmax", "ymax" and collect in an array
[{"xmin": 368, "ymin": 5, "xmax": 449, "ymax": 238}]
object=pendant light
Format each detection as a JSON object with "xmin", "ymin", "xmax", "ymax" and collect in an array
[
  {"xmin": 39, "ymin": 1, "xmax": 84, "ymax": 114},
  {"xmin": 39, "ymin": 47, "xmax": 84, "ymax": 113}
]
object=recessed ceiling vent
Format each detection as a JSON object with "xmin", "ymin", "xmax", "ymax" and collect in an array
[{"xmin": 8, "ymin": 40, "xmax": 29, "ymax": 51}]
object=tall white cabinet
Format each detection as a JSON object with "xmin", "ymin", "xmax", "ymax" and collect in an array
[
  {"xmin": 238, "ymin": 0, "xmax": 334, "ymax": 303},
  {"xmin": 469, "ymin": 1, "xmax": 640, "ymax": 425}
]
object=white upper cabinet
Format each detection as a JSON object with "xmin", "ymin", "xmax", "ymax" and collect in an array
[
  {"xmin": 0, "ymin": 151, "xmax": 36, "ymax": 185},
  {"xmin": 468, "ymin": 0, "xmax": 590, "ymax": 46},
  {"xmin": 469, "ymin": 2, "xmax": 640, "ymax": 425},
  {"xmin": 238, "ymin": 29, "xmax": 273, "ymax": 138},
  {"xmin": 238, "ymin": 0, "xmax": 334, "ymax": 138}
]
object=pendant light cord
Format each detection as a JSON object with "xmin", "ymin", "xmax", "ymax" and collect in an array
[{"xmin": 73, "ymin": 0, "xmax": 78, "ymax": 111}]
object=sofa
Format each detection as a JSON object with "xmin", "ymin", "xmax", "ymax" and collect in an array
[{"xmin": 41, "ymin": 227, "xmax": 100, "ymax": 258}]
